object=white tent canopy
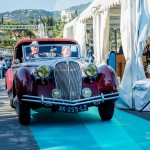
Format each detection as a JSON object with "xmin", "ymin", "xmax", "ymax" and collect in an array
[
  {"xmin": 118, "ymin": 0, "xmax": 150, "ymax": 110},
  {"xmin": 63, "ymin": 0, "xmax": 120, "ymax": 63},
  {"xmin": 73, "ymin": 20, "xmax": 86, "ymax": 53},
  {"xmin": 63, "ymin": 0, "xmax": 121, "ymax": 39},
  {"xmin": 63, "ymin": 0, "xmax": 150, "ymax": 110},
  {"xmin": 63, "ymin": 18, "xmax": 77, "ymax": 39},
  {"xmin": 100, "ymin": 0, "xmax": 121, "ymax": 10}
]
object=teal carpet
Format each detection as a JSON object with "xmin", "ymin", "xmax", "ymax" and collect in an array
[{"xmin": 30, "ymin": 108, "xmax": 150, "ymax": 150}]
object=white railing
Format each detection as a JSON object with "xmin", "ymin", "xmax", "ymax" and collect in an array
[
  {"xmin": 0, "ymin": 23, "xmax": 46, "ymax": 38},
  {"xmin": 0, "ymin": 48, "xmax": 13, "ymax": 57}
]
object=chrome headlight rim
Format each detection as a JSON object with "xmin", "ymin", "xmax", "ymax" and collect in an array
[
  {"xmin": 85, "ymin": 64, "xmax": 98, "ymax": 77},
  {"xmin": 52, "ymin": 89, "xmax": 62, "ymax": 99},
  {"xmin": 82, "ymin": 88, "xmax": 92, "ymax": 98},
  {"xmin": 37, "ymin": 65, "xmax": 50, "ymax": 78}
]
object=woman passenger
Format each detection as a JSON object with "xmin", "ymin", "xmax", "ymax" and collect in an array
[{"xmin": 61, "ymin": 46, "xmax": 71, "ymax": 57}]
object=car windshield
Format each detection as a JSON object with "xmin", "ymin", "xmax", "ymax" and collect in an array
[{"xmin": 22, "ymin": 44, "xmax": 80, "ymax": 60}]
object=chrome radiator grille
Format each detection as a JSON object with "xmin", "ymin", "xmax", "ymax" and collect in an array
[{"xmin": 55, "ymin": 61, "xmax": 82, "ymax": 100}]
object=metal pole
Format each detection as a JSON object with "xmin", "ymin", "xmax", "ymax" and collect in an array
[{"xmin": 114, "ymin": 29, "xmax": 117, "ymax": 53}]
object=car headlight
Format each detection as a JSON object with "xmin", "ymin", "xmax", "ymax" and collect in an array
[
  {"xmin": 82, "ymin": 88, "xmax": 92, "ymax": 98},
  {"xmin": 85, "ymin": 64, "xmax": 97, "ymax": 77},
  {"xmin": 37, "ymin": 65, "xmax": 50, "ymax": 78},
  {"xmin": 52, "ymin": 89, "xmax": 61, "ymax": 99}
]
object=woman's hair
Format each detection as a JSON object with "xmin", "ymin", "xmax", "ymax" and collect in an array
[
  {"xmin": 61, "ymin": 46, "xmax": 71, "ymax": 55},
  {"xmin": 86, "ymin": 44, "xmax": 89, "ymax": 47},
  {"xmin": 62, "ymin": 46, "xmax": 71, "ymax": 51}
]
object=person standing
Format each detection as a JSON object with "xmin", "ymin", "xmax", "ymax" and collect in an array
[
  {"xmin": 85, "ymin": 44, "xmax": 95, "ymax": 63},
  {"xmin": 0, "ymin": 57, "xmax": 6, "ymax": 79}
]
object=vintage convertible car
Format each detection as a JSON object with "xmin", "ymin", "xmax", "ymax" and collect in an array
[{"xmin": 5, "ymin": 38, "xmax": 119, "ymax": 125}]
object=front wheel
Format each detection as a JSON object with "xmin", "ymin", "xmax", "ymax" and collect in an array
[
  {"xmin": 98, "ymin": 101, "xmax": 115, "ymax": 121},
  {"xmin": 19, "ymin": 102, "xmax": 30, "ymax": 125}
]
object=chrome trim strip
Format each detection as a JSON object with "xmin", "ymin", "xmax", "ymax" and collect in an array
[{"xmin": 21, "ymin": 92, "xmax": 119, "ymax": 106}]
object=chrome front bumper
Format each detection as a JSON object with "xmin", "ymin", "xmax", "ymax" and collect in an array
[{"xmin": 21, "ymin": 92, "xmax": 119, "ymax": 106}]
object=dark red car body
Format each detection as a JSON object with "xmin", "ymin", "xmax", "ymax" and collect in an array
[{"xmin": 5, "ymin": 38, "xmax": 119, "ymax": 125}]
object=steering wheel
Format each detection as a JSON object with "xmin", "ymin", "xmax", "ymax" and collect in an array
[{"xmin": 38, "ymin": 53, "xmax": 47, "ymax": 57}]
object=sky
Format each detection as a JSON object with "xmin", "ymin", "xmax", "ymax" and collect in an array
[{"xmin": 0, "ymin": 0, "xmax": 93, "ymax": 13}]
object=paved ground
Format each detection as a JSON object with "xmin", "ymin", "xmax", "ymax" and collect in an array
[
  {"xmin": 1, "ymin": 78, "xmax": 150, "ymax": 150},
  {"xmin": 29, "ymin": 107, "xmax": 150, "ymax": 149},
  {"xmin": 0, "ymin": 79, "xmax": 39, "ymax": 150},
  {"xmin": 123, "ymin": 109, "xmax": 150, "ymax": 121}
]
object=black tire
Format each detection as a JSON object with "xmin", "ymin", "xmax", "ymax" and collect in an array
[
  {"xmin": 10, "ymin": 98, "xmax": 15, "ymax": 108},
  {"xmin": 19, "ymin": 102, "xmax": 30, "ymax": 125},
  {"xmin": 98, "ymin": 101, "xmax": 115, "ymax": 121},
  {"xmin": 9, "ymin": 82, "xmax": 16, "ymax": 109}
]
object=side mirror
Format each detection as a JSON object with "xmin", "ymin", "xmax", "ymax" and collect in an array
[{"xmin": 14, "ymin": 59, "xmax": 20, "ymax": 64}]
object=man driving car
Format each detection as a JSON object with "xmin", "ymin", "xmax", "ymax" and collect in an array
[{"xmin": 29, "ymin": 40, "xmax": 39, "ymax": 58}]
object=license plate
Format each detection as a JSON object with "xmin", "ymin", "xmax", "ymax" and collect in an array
[{"xmin": 58, "ymin": 105, "xmax": 88, "ymax": 113}]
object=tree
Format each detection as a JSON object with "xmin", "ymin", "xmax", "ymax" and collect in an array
[
  {"xmin": 39, "ymin": 16, "xmax": 43, "ymax": 24},
  {"xmin": 24, "ymin": 30, "xmax": 36, "ymax": 39},
  {"xmin": 6, "ymin": 30, "xmax": 13, "ymax": 39},
  {"xmin": 29, "ymin": 16, "xmax": 34, "ymax": 24},
  {"xmin": 35, "ymin": 20, "xmax": 39, "ymax": 25},
  {"xmin": 49, "ymin": 17, "xmax": 54, "ymax": 26},
  {"xmin": 45, "ymin": 16, "xmax": 50, "ymax": 26},
  {"xmin": 75, "ymin": 10, "xmax": 78, "ymax": 17},
  {"xmin": 1, "ymin": 16, "xmax": 4, "ymax": 24}
]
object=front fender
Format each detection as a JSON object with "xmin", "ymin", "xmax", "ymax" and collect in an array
[
  {"xmin": 5, "ymin": 68, "xmax": 13, "ymax": 93},
  {"xmin": 14, "ymin": 67, "xmax": 34, "ymax": 101},
  {"xmin": 97, "ymin": 64, "xmax": 118, "ymax": 93}
]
